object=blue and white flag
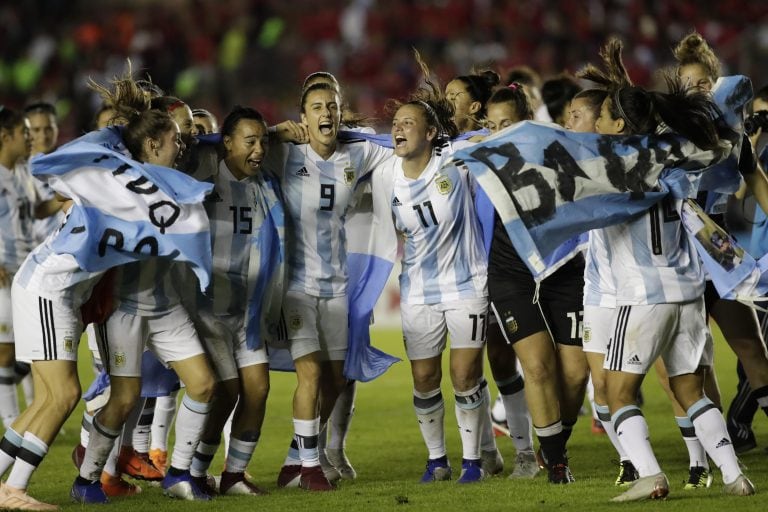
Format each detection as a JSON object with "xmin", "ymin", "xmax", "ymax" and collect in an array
[
  {"xmin": 31, "ymin": 141, "xmax": 214, "ymax": 290},
  {"xmin": 343, "ymin": 169, "xmax": 400, "ymax": 382},
  {"xmin": 449, "ymin": 121, "xmax": 725, "ymax": 276},
  {"xmin": 245, "ymin": 174, "xmax": 286, "ymax": 351}
]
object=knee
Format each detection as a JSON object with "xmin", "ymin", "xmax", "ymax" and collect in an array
[
  {"xmin": 522, "ymin": 360, "xmax": 554, "ymax": 386},
  {"xmin": 106, "ymin": 391, "xmax": 140, "ymax": 421},
  {"xmin": 412, "ymin": 366, "xmax": 441, "ymax": 390},
  {"xmin": 51, "ymin": 384, "xmax": 81, "ymax": 415},
  {"xmin": 186, "ymin": 376, "xmax": 216, "ymax": 403}
]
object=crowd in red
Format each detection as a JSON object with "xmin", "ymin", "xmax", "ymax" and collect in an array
[{"xmin": 2, "ymin": 0, "xmax": 766, "ymax": 138}]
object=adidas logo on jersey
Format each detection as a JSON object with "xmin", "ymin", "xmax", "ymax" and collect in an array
[
  {"xmin": 206, "ymin": 190, "xmax": 223, "ymax": 203},
  {"xmin": 627, "ymin": 354, "xmax": 642, "ymax": 365},
  {"xmin": 392, "ymin": 196, "xmax": 402, "ymax": 207},
  {"xmin": 715, "ymin": 437, "xmax": 732, "ymax": 449},
  {"xmin": 296, "ymin": 166, "xmax": 310, "ymax": 177}
]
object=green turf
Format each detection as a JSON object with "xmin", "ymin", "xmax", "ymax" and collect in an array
[{"xmin": 23, "ymin": 326, "xmax": 768, "ymax": 510}]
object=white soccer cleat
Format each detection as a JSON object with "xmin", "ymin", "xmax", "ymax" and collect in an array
[
  {"xmin": 480, "ymin": 448, "xmax": 504, "ymax": 476},
  {"xmin": 723, "ymin": 475, "xmax": 756, "ymax": 496},
  {"xmin": 319, "ymin": 449, "xmax": 342, "ymax": 482},
  {"xmin": 611, "ymin": 473, "xmax": 669, "ymax": 502},
  {"xmin": 325, "ymin": 449, "xmax": 357, "ymax": 480},
  {"xmin": 0, "ymin": 484, "xmax": 59, "ymax": 511},
  {"xmin": 509, "ymin": 451, "xmax": 539, "ymax": 479}
]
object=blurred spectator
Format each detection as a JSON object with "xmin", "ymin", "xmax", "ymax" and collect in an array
[{"xmin": 0, "ymin": 0, "xmax": 766, "ymax": 143}]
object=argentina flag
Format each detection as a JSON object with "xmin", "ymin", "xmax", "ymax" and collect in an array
[
  {"xmin": 449, "ymin": 122, "xmax": 726, "ymax": 276},
  {"xmin": 31, "ymin": 141, "xmax": 214, "ymax": 290},
  {"xmin": 245, "ymin": 174, "xmax": 286, "ymax": 351}
]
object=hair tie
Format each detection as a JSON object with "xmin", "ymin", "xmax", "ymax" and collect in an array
[{"xmin": 508, "ymin": 83, "xmax": 519, "ymax": 91}]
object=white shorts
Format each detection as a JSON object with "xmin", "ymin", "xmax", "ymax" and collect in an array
[
  {"xmin": 283, "ymin": 291, "xmax": 348, "ymax": 361},
  {"xmin": 603, "ymin": 297, "xmax": 709, "ymax": 377},
  {"xmin": 0, "ymin": 286, "xmax": 12, "ymax": 343},
  {"xmin": 582, "ymin": 305, "xmax": 614, "ymax": 355},
  {"xmin": 93, "ymin": 306, "xmax": 205, "ymax": 377},
  {"xmin": 195, "ymin": 310, "xmax": 268, "ymax": 382},
  {"xmin": 402, "ymin": 298, "xmax": 489, "ymax": 361},
  {"xmin": 12, "ymin": 282, "xmax": 83, "ymax": 363}
]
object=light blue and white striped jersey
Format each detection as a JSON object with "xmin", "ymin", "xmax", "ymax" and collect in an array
[
  {"xmin": 277, "ymin": 140, "xmax": 392, "ymax": 297},
  {"xmin": 14, "ymin": 221, "xmax": 103, "ymax": 308},
  {"xmin": 389, "ymin": 144, "xmax": 487, "ymax": 305},
  {"xmin": 203, "ymin": 160, "xmax": 266, "ymax": 316},
  {"xmin": 602, "ymin": 198, "xmax": 703, "ymax": 305},
  {"xmin": 583, "ymin": 228, "xmax": 617, "ymax": 308},
  {"xmin": 0, "ymin": 163, "xmax": 38, "ymax": 273},
  {"xmin": 114, "ymin": 259, "xmax": 180, "ymax": 316}
]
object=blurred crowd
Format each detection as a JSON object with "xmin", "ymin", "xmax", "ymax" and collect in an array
[{"xmin": 2, "ymin": 0, "xmax": 767, "ymax": 140}]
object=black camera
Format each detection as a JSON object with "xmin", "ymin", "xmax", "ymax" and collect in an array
[{"xmin": 744, "ymin": 110, "xmax": 768, "ymax": 136}]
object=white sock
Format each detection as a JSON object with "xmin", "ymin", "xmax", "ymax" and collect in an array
[
  {"xmin": 328, "ymin": 380, "xmax": 356, "ymax": 450},
  {"xmin": 284, "ymin": 436, "xmax": 301, "ymax": 466},
  {"xmin": 596, "ymin": 404, "xmax": 628, "ymax": 460},
  {"xmin": 478, "ymin": 378, "xmax": 497, "ymax": 452},
  {"xmin": 586, "ymin": 376, "xmax": 598, "ymax": 420},
  {"xmin": 455, "ymin": 384, "xmax": 484, "ymax": 460},
  {"xmin": 80, "ymin": 417, "xmax": 121, "ymax": 481},
  {"xmin": 6, "ymin": 432, "xmax": 48, "ymax": 490},
  {"xmin": 130, "ymin": 398, "xmax": 153, "ymax": 453},
  {"xmin": 675, "ymin": 416, "xmax": 708, "ymax": 469},
  {"xmin": 497, "ymin": 374, "xmax": 534, "ymax": 453},
  {"xmin": 688, "ymin": 398, "xmax": 741, "ymax": 484},
  {"xmin": 0, "ymin": 366, "xmax": 19, "ymax": 429},
  {"xmin": 294, "ymin": 417, "xmax": 320, "ymax": 467},
  {"xmin": 190, "ymin": 439, "xmax": 219, "ymax": 477},
  {"xmin": 169, "ymin": 394, "xmax": 211, "ymax": 471},
  {"xmin": 20, "ymin": 373, "xmax": 34, "ymax": 408},
  {"xmin": 414, "ymin": 388, "xmax": 446, "ymax": 459},
  {"xmin": 225, "ymin": 434, "xmax": 259, "ymax": 474},
  {"xmin": 150, "ymin": 392, "xmax": 178, "ymax": 452},
  {"xmin": 612, "ymin": 406, "xmax": 661, "ymax": 477},
  {"xmin": 0, "ymin": 428, "xmax": 23, "ymax": 476},
  {"xmin": 103, "ymin": 435, "xmax": 120, "ymax": 477},
  {"xmin": 222, "ymin": 407, "xmax": 234, "ymax": 455},
  {"xmin": 80, "ymin": 412, "xmax": 93, "ymax": 447}
]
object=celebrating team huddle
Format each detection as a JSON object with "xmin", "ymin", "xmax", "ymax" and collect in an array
[{"xmin": 0, "ymin": 31, "xmax": 767, "ymax": 511}]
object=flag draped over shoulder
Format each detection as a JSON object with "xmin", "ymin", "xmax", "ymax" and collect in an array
[
  {"xmin": 245, "ymin": 175, "xmax": 287, "ymax": 351},
  {"xmin": 31, "ymin": 141, "xmax": 214, "ymax": 290},
  {"xmin": 450, "ymin": 122, "xmax": 722, "ymax": 276},
  {"xmin": 448, "ymin": 75, "xmax": 768, "ymax": 302},
  {"xmin": 343, "ymin": 168, "xmax": 400, "ymax": 382}
]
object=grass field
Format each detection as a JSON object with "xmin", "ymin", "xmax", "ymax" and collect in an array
[{"xmin": 18, "ymin": 326, "xmax": 768, "ymax": 511}]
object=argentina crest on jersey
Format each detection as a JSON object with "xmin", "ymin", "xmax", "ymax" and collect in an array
[
  {"xmin": 343, "ymin": 163, "xmax": 355, "ymax": 186},
  {"xmin": 434, "ymin": 173, "xmax": 453, "ymax": 195}
]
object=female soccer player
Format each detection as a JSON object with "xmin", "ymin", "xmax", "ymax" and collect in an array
[
  {"xmin": 445, "ymin": 70, "xmax": 500, "ymax": 135},
  {"xmin": 272, "ymin": 80, "xmax": 392, "ymax": 491},
  {"xmin": 581, "ymin": 38, "xmax": 754, "ymax": 501},
  {"xmin": 379, "ymin": 66, "xmax": 489, "ymax": 484},
  {"xmin": 483, "ymin": 84, "xmax": 585, "ymax": 485},
  {"xmin": 185, "ymin": 106, "xmax": 278, "ymax": 496},
  {"xmin": 70, "ymin": 77, "xmax": 217, "ymax": 503},
  {"xmin": 481, "ymin": 84, "xmax": 541, "ymax": 480},
  {"xmin": 673, "ymin": 31, "xmax": 768, "ymax": 461},
  {"xmin": 0, "ymin": 108, "xmax": 37, "ymax": 431}
]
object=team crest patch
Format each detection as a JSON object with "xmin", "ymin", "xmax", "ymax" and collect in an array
[
  {"xmin": 114, "ymin": 352, "xmax": 126, "ymax": 368},
  {"xmin": 289, "ymin": 315, "xmax": 303, "ymax": 331},
  {"xmin": 343, "ymin": 167, "xmax": 355, "ymax": 186},
  {"xmin": 63, "ymin": 336, "xmax": 74, "ymax": 353},
  {"xmin": 435, "ymin": 175, "xmax": 452, "ymax": 195},
  {"xmin": 504, "ymin": 313, "xmax": 518, "ymax": 334},
  {"xmin": 0, "ymin": 323, "xmax": 8, "ymax": 334}
]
